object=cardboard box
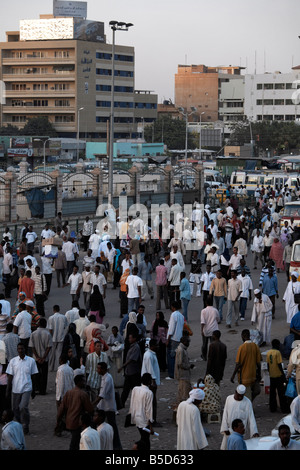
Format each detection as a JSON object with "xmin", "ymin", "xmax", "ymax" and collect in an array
[{"xmin": 42, "ymin": 237, "xmax": 63, "ymax": 247}]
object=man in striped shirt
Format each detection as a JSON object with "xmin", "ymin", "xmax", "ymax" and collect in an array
[{"xmin": 85, "ymin": 340, "xmax": 109, "ymax": 401}]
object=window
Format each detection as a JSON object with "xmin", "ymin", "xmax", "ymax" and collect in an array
[
  {"xmin": 96, "ymin": 68, "xmax": 111, "ymax": 75},
  {"xmin": 54, "ymin": 51, "xmax": 70, "ymax": 58},
  {"xmin": 263, "ymin": 99, "xmax": 273, "ymax": 106},
  {"xmin": 33, "ymin": 100, "xmax": 48, "ymax": 107},
  {"xmin": 285, "ymin": 99, "xmax": 294, "ymax": 105},
  {"xmin": 274, "ymin": 99, "xmax": 284, "ymax": 105},
  {"xmin": 33, "ymin": 84, "xmax": 48, "ymax": 91},
  {"xmin": 275, "ymin": 83, "xmax": 285, "ymax": 89},
  {"xmin": 264, "ymin": 83, "xmax": 274, "ymax": 89},
  {"xmin": 274, "ymin": 115, "xmax": 284, "ymax": 121},
  {"xmin": 256, "ymin": 99, "xmax": 263, "ymax": 105},
  {"xmin": 257, "ymin": 84, "xmax": 263, "ymax": 90},
  {"xmin": 55, "ymin": 100, "xmax": 70, "ymax": 107},
  {"xmin": 54, "ymin": 84, "xmax": 70, "ymax": 91},
  {"xmin": 55, "ymin": 115, "xmax": 75, "ymax": 122}
]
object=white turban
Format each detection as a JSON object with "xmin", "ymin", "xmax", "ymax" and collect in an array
[
  {"xmin": 187, "ymin": 388, "xmax": 205, "ymax": 403},
  {"xmin": 292, "ymin": 272, "xmax": 299, "ymax": 278},
  {"xmin": 254, "ymin": 289, "xmax": 261, "ymax": 295}
]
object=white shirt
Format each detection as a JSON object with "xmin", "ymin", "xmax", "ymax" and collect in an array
[
  {"xmin": 25, "ymin": 232, "xmax": 37, "ymax": 244},
  {"xmin": 129, "ymin": 384, "xmax": 153, "ymax": 428},
  {"xmin": 97, "ymin": 372, "xmax": 116, "ymax": 412},
  {"xmin": 229, "ymin": 253, "xmax": 242, "ymax": 270},
  {"xmin": 6, "ymin": 355, "xmax": 38, "ymax": 394},
  {"xmin": 97, "ymin": 422, "xmax": 114, "ymax": 451},
  {"xmin": 62, "ymin": 241, "xmax": 76, "ymax": 261},
  {"xmin": 65, "ymin": 307, "xmax": 80, "ymax": 324},
  {"xmin": 200, "ymin": 272, "xmax": 216, "ymax": 291},
  {"xmin": 89, "ymin": 272, "xmax": 107, "ymax": 295},
  {"xmin": 67, "ymin": 273, "xmax": 82, "ymax": 294},
  {"xmin": 237, "ymin": 274, "xmax": 253, "ymax": 299},
  {"xmin": 55, "ymin": 363, "xmax": 74, "ymax": 401},
  {"xmin": 201, "ymin": 306, "xmax": 220, "ymax": 337},
  {"xmin": 13, "ymin": 311, "xmax": 32, "ymax": 339},
  {"xmin": 80, "ymin": 427, "xmax": 101, "ymax": 450},
  {"xmin": 3, "ymin": 253, "xmax": 13, "ymax": 275},
  {"xmin": 141, "ymin": 349, "xmax": 160, "ymax": 385},
  {"xmin": 167, "ymin": 310, "xmax": 184, "ymax": 342},
  {"xmin": 125, "ymin": 274, "xmax": 143, "ymax": 298}
]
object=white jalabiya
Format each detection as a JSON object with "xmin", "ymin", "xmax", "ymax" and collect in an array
[
  {"xmin": 220, "ymin": 394, "xmax": 258, "ymax": 450},
  {"xmin": 251, "ymin": 293, "xmax": 273, "ymax": 344},
  {"xmin": 97, "ymin": 422, "xmax": 114, "ymax": 450},
  {"xmin": 283, "ymin": 281, "xmax": 300, "ymax": 323},
  {"xmin": 176, "ymin": 400, "xmax": 208, "ymax": 450}
]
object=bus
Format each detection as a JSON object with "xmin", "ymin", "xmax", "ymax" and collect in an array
[
  {"xmin": 281, "ymin": 202, "xmax": 300, "ymax": 227},
  {"xmin": 230, "ymin": 170, "xmax": 300, "ymax": 194}
]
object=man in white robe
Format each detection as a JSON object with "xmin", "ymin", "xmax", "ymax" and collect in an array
[
  {"xmin": 176, "ymin": 388, "xmax": 208, "ymax": 450},
  {"xmin": 283, "ymin": 272, "xmax": 300, "ymax": 324},
  {"xmin": 220, "ymin": 385, "xmax": 259, "ymax": 450},
  {"xmin": 251, "ymin": 288, "xmax": 273, "ymax": 345}
]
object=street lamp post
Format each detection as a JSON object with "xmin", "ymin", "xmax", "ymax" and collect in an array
[
  {"xmin": 77, "ymin": 107, "xmax": 84, "ymax": 162},
  {"xmin": 108, "ymin": 20, "xmax": 133, "ymax": 205},
  {"xmin": 178, "ymin": 106, "xmax": 197, "ymax": 189}
]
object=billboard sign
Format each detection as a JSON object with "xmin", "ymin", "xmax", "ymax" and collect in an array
[{"xmin": 53, "ymin": 1, "xmax": 87, "ymax": 18}]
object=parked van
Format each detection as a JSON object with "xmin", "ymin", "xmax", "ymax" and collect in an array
[{"xmin": 281, "ymin": 202, "xmax": 300, "ymax": 227}]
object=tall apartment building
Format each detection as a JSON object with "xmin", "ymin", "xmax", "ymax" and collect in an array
[
  {"xmin": 244, "ymin": 67, "xmax": 300, "ymax": 122},
  {"xmin": 174, "ymin": 64, "xmax": 245, "ymax": 122},
  {"xmin": 0, "ymin": 14, "xmax": 157, "ymax": 140}
]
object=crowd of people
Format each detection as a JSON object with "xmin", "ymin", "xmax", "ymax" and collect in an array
[{"xmin": 2, "ymin": 181, "xmax": 300, "ymax": 451}]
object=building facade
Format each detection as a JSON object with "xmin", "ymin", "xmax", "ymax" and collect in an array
[
  {"xmin": 174, "ymin": 64, "xmax": 245, "ymax": 123},
  {"xmin": 244, "ymin": 68, "xmax": 300, "ymax": 122}
]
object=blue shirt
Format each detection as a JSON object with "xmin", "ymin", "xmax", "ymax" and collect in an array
[
  {"xmin": 227, "ymin": 431, "xmax": 247, "ymax": 450},
  {"xmin": 180, "ymin": 278, "xmax": 191, "ymax": 301},
  {"xmin": 262, "ymin": 274, "xmax": 278, "ymax": 296}
]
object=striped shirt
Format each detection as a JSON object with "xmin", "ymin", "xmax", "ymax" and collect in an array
[
  {"xmin": 2, "ymin": 333, "xmax": 20, "ymax": 362},
  {"xmin": 85, "ymin": 351, "xmax": 109, "ymax": 390}
]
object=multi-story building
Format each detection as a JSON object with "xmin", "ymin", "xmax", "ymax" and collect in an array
[
  {"xmin": 244, "ymin": 67, "xmax": 300, "ymax": 122},
  {"xmin": 0, "ymin": 14, "xmax": 157, "ymax": 140},
  {"xmin": 174, "ymin": 64, "xmax": 245, "ymax": 123}
]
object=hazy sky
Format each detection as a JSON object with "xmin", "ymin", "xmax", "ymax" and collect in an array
[{"xmin": 1, "ymin": 0, "xmax": 300, "ymax": 102}]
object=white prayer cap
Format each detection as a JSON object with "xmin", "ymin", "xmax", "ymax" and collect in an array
[
  {"xmin": 205, "ymin": 204, "xmax": 210, "ymax": 209},
  {"xmin": 291, "ymin": 271, "xmax": 299, "ymax": 278},
  {"xmin": 292, "ymin": 340, "xmax": 300, "ymax": 349},
  {"xmin": 25, "ymin": 300, "xmax": 34, "ymax": 308},
  {"xmin": 236, "ymin": 384, "xmax": 246, "ymax": 395},
  {"xmin": 254, "ymin": 289, "xmax": 261, "ymax": 295},
  {"xmin": 187, "ymin": 388, "xmax": 205, "ymax": 403}
]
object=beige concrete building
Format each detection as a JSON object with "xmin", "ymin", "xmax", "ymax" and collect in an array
[{"xmin": 0, "ymin": 15, "xmax": 157, "ymax": 140}]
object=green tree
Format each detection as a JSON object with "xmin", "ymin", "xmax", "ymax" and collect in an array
[
  {"xmin": 144, "ymin": 115, "xmax": 196, "ymax": 150},
  {"xmin": 22, "ymin": 116, "xmax": 57, "ymax": 137},
  {"xmin": 0, "ymin": 124, "xmax": 20, "ymax": 135}
]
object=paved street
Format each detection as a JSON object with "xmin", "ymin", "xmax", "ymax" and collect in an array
[{"xmin": 1, "ymin": 246, "xmax": 293, "ymax": 451}]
